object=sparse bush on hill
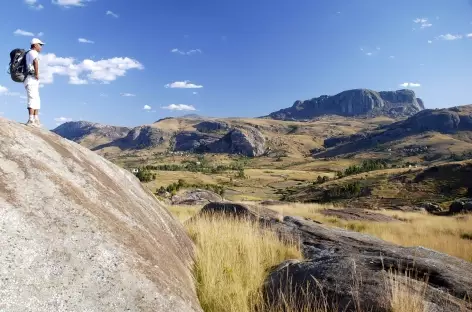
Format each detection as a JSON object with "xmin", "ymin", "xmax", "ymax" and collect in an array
[
  {"xmin": 159, "ymin": 180, "xmax": 225, "ymax": 196},
  {"xmin": 144, "ymin": 157, "xmax": 246, "ymax": 174},
  {"xmin": 135, "ymin": 169, "xmax": 156, "ymax": 182},
  {"xmin": 322, "ymin": 182, "xmax": 364, "ymax": 201},
  {"xmin": 337, "ymin": 159, "xmax": 388, "ymax": 178},
  {"xmin": 313, "ymin": 175, "xmax": 329, "ymax": 185}
]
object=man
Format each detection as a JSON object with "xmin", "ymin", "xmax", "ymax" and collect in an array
[{"xmin": 24, "ymin": 38, "xmax": 45, "ymax": 127}]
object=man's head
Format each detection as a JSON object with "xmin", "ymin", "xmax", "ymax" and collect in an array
[{"xmin": 30, "ymin": 38, "xmax": 45, "ymax": 52}]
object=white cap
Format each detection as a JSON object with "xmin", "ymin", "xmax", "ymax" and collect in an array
[{"xmin": 31, "ymin": 38, "xmax": 45, "ymax": 45}]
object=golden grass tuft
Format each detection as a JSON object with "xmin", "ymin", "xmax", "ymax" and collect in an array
[{"xmin": 185, "ymin": 214, "xmax": 302, "ymax": 312}]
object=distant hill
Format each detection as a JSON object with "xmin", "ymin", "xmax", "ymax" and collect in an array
[
  {"xmin": 316, "ymin": 104, "xmax": 472, "ymax": 160},
  {"xmin": 267, "ymin": 89, "xmax": 424, "ymax": 120},
  {"xmin": 52, "ymin": 121, "xmax": 130, "ymax": 149},
  {"xmin": 52, "ymin": 116, "xmax": 389, "ymax": 158}
]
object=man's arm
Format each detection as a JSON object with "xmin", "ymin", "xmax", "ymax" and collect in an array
[{"xmin": 33, "ymin": 59, "xmax": 39, "ymax": 80}]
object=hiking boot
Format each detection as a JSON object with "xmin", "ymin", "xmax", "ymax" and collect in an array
[
  {"xmin": 25, "ymin": 119, "xmax": 35, "ymax": 126},
  {"xmin": 34, "ymin": 119, "xmax": 42, "ymax": 128}
]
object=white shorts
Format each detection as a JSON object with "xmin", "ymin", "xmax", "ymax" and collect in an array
[{"xmin": 24, "ymin": 76, "xmax": 41, "ymax": 110}]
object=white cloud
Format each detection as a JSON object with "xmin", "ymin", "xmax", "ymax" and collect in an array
[
  {"xmin": 78, "ymin": 38, "xmax": 94, "ymax": 44},
  {"xmin": 99, "ymin": 93, "xmax": 108, "ymax": 97},
  {"xmin": 414, "ymin": 18, "xmax": 432, "ymax": 29},
  {"xmin": 106, "ymin": 10, "xmax": 119, "ymax": 18},
  {"xmin": 120, "ymin": 93, "xmax": 136, "ymax": 97},
  {"xmin": 25, "ymin": 0, "xmax": 44, "ymax": 10},
  {"xmin": 467, "ymin": 33, "xmax": 472, "ymax": 38},
  {"xmin": 171, "ymin": 48, "xmax": 202, "ymax": 55},
  {"xmin": 193, "ymin": 92, "xmax": 198, "ymax": 95},
  {"xmin": 428, "ymin": 40, "xmax": 433, "ymax": 44},
  {"xmin": 336, "ymin": 11, "xmax": 341, "ymax": 14},
  {"xmin": 366, "ymin": 52, "xmax": 373, "ymax": 56},
  {"xmin": 14, "ymin": 29, "xmax": 35, "ymax": 36},
  {"xmin": 52, "ymin": 0, "xmax": 89, "ymax": 7},
  {"xmin": 162, "ymin": 104, "xmax": 196, "ymax": 111},
  {"xmin": 37, "ymin": 32, "xmax": 44, "ymax": 37},
  {"xmin": 54, "ymin": 116, "xmax": 73, "ymax": 125},
  {"xmin": 389, "ymin": 55, "xmax": 395, "ymax": 59},
  {"xmin": 0, "ymin": 85, "xmax": 8, "ymax": 95},
  {"xmin": 143, "ymin": 105, "xmax": 152, "ymax": 110},
  {"xmin": 38, "ymin": 53, "xmax": 143, "ymax": 85},
  {"xmin": 399, "ymin": 82, "xmax": 421, "ymax": 88},
  {"xmin": 164, "ymin": 81, "xmax": 203, "ymax": 89},
  {"xmin": 376, "ymin": 47, "xmax": 381, "ymax": 50},
  {"xmin": 437, "ymin": 34, "xmax": 463, "ymax": 41}
]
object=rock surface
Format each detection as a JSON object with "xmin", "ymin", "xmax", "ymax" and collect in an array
[
  {"xmin": 449, "ymin": 199, "xmax": 472, "ymax": 214},
  {"xmin": 421, "ymin": 202, "xmax": 443, "ymax": 214},
  {"xmin": 268, "ymin": 89, "xmax": 424, "ymax": 120},
  {"xmin": 196, "ymin": 202, "xmax": 472, "ymax": 312},
  {"xmin": 172, "ymin": 189, "xmax": 223, "ymax": 205},
  {"xmin": 194, "ymin": 121, "xmax": 229, "ymax": 133},
  {"xmin": 0, "ymin": 118, "xmax": 202, "ymax": 312},
  {"xmin": 173, "ymin": 131, "xmax": 220, "ymax": 153},
  {"xmin": 206, "ymin": 127, "xmax": 266, "ymax": 157},
  {"xmin": 113, "ymin": 125, "xmax": 169, "ymax": 150}
]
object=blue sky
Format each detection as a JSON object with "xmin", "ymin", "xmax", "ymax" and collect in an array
[{"xmin": 1, "ymin": 0, "xmax": 472, "ymax": 129}]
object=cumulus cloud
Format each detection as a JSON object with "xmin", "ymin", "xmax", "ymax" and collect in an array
[
  {"xmin": 437, "ymin": 34, "xmax": 463, "ymax": 40},
  {"xmin": 399, "ymin": 82, "xmax": 421, "ymax": 88},
  {"xmin": 171, "ymin": 48, "xmax": 202, "ymax": 55},
  {"xmin": 14, "ymin": 29, "xmax": 35, "ymax": 36},
  {"xmin": 414, "ymin": 18, "xmax": 432, "ymax": 29},
  {"xmin": 467, "ymin": 33, "xmax": 472, "ymax": 38},
  {"xmin": 78, "ymin": 38, "xmax": 94, "ymax": 44},
  {"xmin": 193, "ymin": 92, "xmax": 198, "ymax": 95},
  {"xmin": 25, "ymin": 0, "xmax": 44, "ymax": 10},
  {"xmin": 162, "ymin": 104, "xmax": 196, "ymax": 111},
  {"xmin": 52, "ymin": 0, "xmax": 89, "ymax": 7},
  {"xmin": 366, "ymin": 52, "xmax": 373, "ymax": 56},
  {"xmin": 54, "ymin": 116, "xmax": 73, "ymax": 125},
  {"xmin": 0, "ymin": 85, "xmax": 8, "ymax": 95},
  {"xmin": 38, "ymin": 53, "xmax": 143, "ymax": 85},
  {"xmin": 164, "ymin": 81, "xmax": 203, "ymax": 89},
  {"xmin": 428, "ymin": 40, "xmax": 433, "ymax": 44},
  {"xmin": 389, "ymin": 55, "xmax": 395, "ymax": 59},
  {"xmin": 121, "ymin": 93, "xmax": 136, "ymax": 97},
  {"xmin": 106, "ymin": 10, "xmax": 119, "ymax": 18},
  {"xmin": 143, "ymin": 105, "xmax": 152, "ymax": 110}
]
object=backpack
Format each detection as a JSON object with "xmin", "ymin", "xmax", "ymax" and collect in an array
[{"xmin": 8, "ymin": 49, "xmax": 30, "ymax": 83}]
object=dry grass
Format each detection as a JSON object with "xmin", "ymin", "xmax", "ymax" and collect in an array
[
  {"xmin": 167, "ymin": 205, "xmax": 201, "ymax": 222},
  {"xmin": 185, "ymin": 215, "xmax": 302, "ymax": 312},
  {"xmin": 270, "ymin": 203, "xmax": 472, "ymax": 262},
  {"xmin": 386, "ymin": 269, "xmax": 427, "ymax": 312}
]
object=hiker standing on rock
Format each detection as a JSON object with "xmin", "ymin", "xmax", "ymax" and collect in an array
[{"xmin": 24, "ymin": 38, "xmax": 45, "ymax": 127}]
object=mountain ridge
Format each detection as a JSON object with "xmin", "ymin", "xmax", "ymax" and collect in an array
[{"xmin": 267, "ymin": 88, "xmax": 424, "ymax": 120}]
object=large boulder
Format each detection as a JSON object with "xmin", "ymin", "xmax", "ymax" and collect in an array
[
  {"xmin": 207, "ymin": 127, "xmax": 266, "ymax": 157},
  {"xmin": 0, "ymin": 118, "xmax": 202, "ymax": 312},
  {"xmin": 449, "ymin": 199, "xmax": 472, "ymax": 214},
  {"xmin": 195, "ymin": 202, "xmax": 472, "ymax": 311}
]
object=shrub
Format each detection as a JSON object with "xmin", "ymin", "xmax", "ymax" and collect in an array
[{"xmin": 136, "ymin": 169, "xmax": 155, "ymax": 182}]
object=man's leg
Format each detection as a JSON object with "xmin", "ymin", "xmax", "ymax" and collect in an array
[
  {"xmin": 33, "ymin": 109, "xmax": 41, "ymax": 126},
  {"xmin": 26, "ymin": 107, "xmax": 35, "ymax": 125}
]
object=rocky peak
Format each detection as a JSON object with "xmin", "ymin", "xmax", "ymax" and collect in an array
[
  {"xmin": 268, "ymin": 88, "xmax": 424, "ymax": 120},
  {"xmin": 52, "ymin": 121, "xmax": 130, "ymax": 142}
]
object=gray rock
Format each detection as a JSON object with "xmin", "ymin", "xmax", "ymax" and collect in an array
[
  {"xmin": 0, "ymin": 118, "xmax": 202, "ymax": 312},
  {"xmin": 173, "ymin": 131, "xmax": 220, "ymax": 152},
  {"xmin": 116, "ymin": 126, "xmax": 168, "ymax": 149},
  {"xmin": 172, "ymin": 189, "xmax": 223, "ymax": 205},
  {"xmin": 207, "ymin": 127, "xmax": 266, "ymax": 157},
  {"xmin": 268, "ymin": 89, "xmax": 424, "ymax": 120},
  {"xmin": 449, "ymin": 199, "xmax": 472, "ymax": 214},
  {"xmin": 421, "ymin": 202, "xmax": 442, "ymax": 213},
  {"xmin": 195, "ymin": 202, "xmax": 472, "ymax": 312},
  {"xmin": 195, "ymin": 121, "xmax": 229, "ymax": 133}
]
